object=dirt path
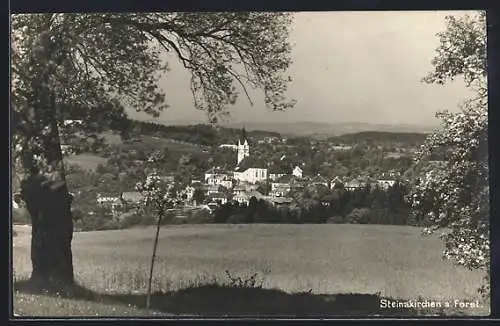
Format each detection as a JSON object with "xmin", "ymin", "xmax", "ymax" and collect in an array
[{"xmin": 13, "ymin": 225, "xmax": 31, "ymax": 248}]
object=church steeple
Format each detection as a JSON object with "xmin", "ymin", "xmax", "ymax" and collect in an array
[
  {"xmin": 237, "ymin": 126, "xmax": 250, "ymax": 165},
  {"xmin": 239, "ymin": 127, "xmax": 247, "ymax": 144}
]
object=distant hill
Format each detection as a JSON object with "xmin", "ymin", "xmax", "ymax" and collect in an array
[
  {"xmin": 112, "ymin": 119, "xmax": 282, "ymax": 147},
  {"xmin": 222, "ymin": 121, "xmax": 438, "ymax": 137},
  {"xmin": 328, "ymin": 131, "xmax": 429, "ymax": 146}
]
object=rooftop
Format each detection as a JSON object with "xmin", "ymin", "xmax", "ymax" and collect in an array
[
  {"xmin": 235, "ymin": 156, "xmax": 268, "ymax": 171},
  {"xmin": 121, "ymin": 191, "xmax": 144, "ymax": 203}
]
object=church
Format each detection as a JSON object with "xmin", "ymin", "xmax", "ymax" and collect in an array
[{"xmin": 233, "ymin": 128, "xmax": 268, "ymax": 184}]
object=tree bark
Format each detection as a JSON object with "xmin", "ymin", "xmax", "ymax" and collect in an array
[
  {"xmin": 20, "ymin": 104, "xmax": 75, "ymax": 288},
  {"xmin": 146, "ymin": 208, "xmax": 164, "ymax": 309},
  {"xmin": 21, "ymin": 171, "xmax": 75, "ymax": 287},
  {"xmin": 19, "ymin": 25, "xmax": 76, "ymax": 288}
]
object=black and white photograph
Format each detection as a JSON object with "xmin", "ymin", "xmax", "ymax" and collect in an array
[{"xmin": 11, "ymin": 11, "xmax": 490, "ymax": 317}]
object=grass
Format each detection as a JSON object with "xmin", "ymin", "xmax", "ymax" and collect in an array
[
  {"xmin": 12, "ymin": 224, "xmax": 490, "ymax": 317},
  {"xmin": 62, "ymin": 132, "xmax": 204, "ymax": 172},
  {"xmin": 14, "ymin": 291, "xmax": 167, "ymax": 317},
  {"xmin": 64, "ymin": 153, "xmax": 108, "ymax": 171}
]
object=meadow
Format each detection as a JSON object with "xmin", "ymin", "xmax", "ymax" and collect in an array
[
  {"xmin": 64, "ymin": 154, "xmax": 108, "ymax": 172},
  {"xmin": 12, "ymin": 224, "xmax": 489, "ymax": 317}
]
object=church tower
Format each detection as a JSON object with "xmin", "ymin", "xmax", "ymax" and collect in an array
[{"xmin": 237, "ymin": 127, "xmax": 250, "ymax": 165}]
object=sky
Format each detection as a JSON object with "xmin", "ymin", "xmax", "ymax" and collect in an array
[{"xmin": 127, "ymin": 11, "xmax": 479, "ymax": 127}]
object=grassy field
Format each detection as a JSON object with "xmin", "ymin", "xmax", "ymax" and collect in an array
[
  {"xmin": 12, "ymin": 224, "xmax": 490, "ymax": 317},
  {"xmin": 62, "ymin": 132, "xmax": 207, "ymax": 172},
  {"xmin": 64, "ymin": 154, "xmax": 108, "ymax": 171}
]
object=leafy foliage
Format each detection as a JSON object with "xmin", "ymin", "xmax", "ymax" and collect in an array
[
  {"xmin": 11, "ymin": 13, "xmax": 295, "ymax": 283},
  {"xmin": 408, "ymin": 12, "xmax": 489, "ymax": 279},
  {"xmin": 12, "ymin": 13, "xmax": 295, "ymax": 164},
  {"xmin": 136, "ymin": 173, "xmax": 187, "ymax": 216}
]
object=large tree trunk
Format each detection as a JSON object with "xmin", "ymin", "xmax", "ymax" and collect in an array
[
  {"xmin": 20, "ymin": 106, "xmax": 75, "ymax": 288},
  {"xmin": 21, "ymin": 171, "xmax": 74, "ymax": 287},
  {"xmin": 19, "ymin": 26, "xmax": 75, "ymax": 288}
]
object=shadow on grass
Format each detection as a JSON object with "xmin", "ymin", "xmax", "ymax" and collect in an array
[{"xmin": 13, "ymin": 279, "xmax": 448, "ymax": 317}]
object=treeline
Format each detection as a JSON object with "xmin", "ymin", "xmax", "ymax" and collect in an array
[
  {"xmin": 119, "ymin": 119, "xmax": 281, "ymax": 146},
  {"xmin": 329, "ymin": 131, "xmax": 428, "ymax": 146},
  {"xmin": 213, "ymin": 183, "xmax": 420, "ymax": 226}
]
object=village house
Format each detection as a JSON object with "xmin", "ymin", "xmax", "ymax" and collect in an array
[
  {"xmin": 191, "ymin": 180, "xmax": 203, "ymax": 186},
  {"xmin": 232, "ymin": 189, "xmax": 267, "ymax": 206},
  {"xmin": 120, "ymin": 191, "xmax": 144, "ymax": 208},
  {"xmin": 97, "ymin": 193, "xmax": 122, "ymax": 206},
  {"xmin": 204, "ymin": 184, "xmax": 221, "ymax": 196},
  {"xmin": 270, "ymin": 182, "xmax": 292, "ymax": 197},
  {"xmin": 233, "ymin": 192, "xmax": 250, "ymax": 205},
  {"xmin": 96, "ymin": 192, "xmax": 123, "ymax": 215},
  {"xmin": 343, "ymin": 180, "xmax": 365, "ymax": 191},
  {"xmin": 330, "ymin": 176, "xmax": 343, "ymax": 189},
  {"xmin": 331, "ymin": 145, "xmax": 353, "ymax": 151},
  {"xmin": 232, "ymin": 185, "xmax": 246, "ymax": 196},
  {"xmin": 207, "ymin": 192, "xmax": 228, "ymax": 205},
  {"xmin": 269, "ymin": 172, "xmax": 286, "ymax": 181},
  {"xmin": 204, "ymin": 170, "xmax": 233, "ymax": 188},
  {"xmin": 292, "ymin": 166, "xmax": 303, "ymax": 178},
  {"xmin": 219, "ymin": 144, "xmax": 238, "ymax": 150}
]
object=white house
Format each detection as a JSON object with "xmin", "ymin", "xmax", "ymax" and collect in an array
[
  {"xmin": 96, "ymin": 193, "xmax": 123, "ymax": 215},
  {"xmin": 219, "ymin": 144, "xmax": 238, "ymax": 150},
  {"xmin": 63, "ymin": 119, "xmax": 83, "ymax": 126},
  {"xmin": 270, "ymin": 182, "xmax": 291, "ymax": 197},
  {"xmin": 233, "ymin": 185, "xmax": 246, "ymax": 196},
  {"xmin": 331, "ymin": 145, "xmax": 353, "ymax": 151},
  {"xmin": 292, "ymin": 166, "xmax": 303, "ymax": 178},
  {"xmin": 208, "ymin": 192, "xmax": 228, "ymax": 205},
  {"xmin": 233, "ymin": 192, "xmax": 250, "ymax": 205},
  {"xmin": 234, "ymin": 168, "xmax": 268, "ymax": 184},
  {"xmin": 344, "ymin": 181, "xmax": 365, "ymax": 191},
  {"xmin": 204, "ymin": 184, "xmax": 221, "ymax": 195},
  {"xmin": 120, "ymin": 191, "xmax": 144, "ymax": 206},
  {"xmin": 97, "ymin": 193, "xmax": 122, "ymax": 205},
  {"xmin": 205, "ymin": 172, "xmax": 232, "ymax": 188}
]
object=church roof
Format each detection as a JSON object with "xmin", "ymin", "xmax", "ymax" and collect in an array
[
  {"xmin": 235, "ymin": 156, "xmax": 267, "ymax": 171},
  {"xmin": 269, "ymin": 163, "xmax": 293, "ymax": 174}
]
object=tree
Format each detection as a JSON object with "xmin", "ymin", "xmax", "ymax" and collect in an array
[
  {"xmin": 136, "ymin": 172, "xmax": 187, "ymax": 308},
  {"xmin": 407, "ymin": 12, "xmax": 489, "ymax": 296},
  {"xmin": 12, "ymin": 13, "xmax": 295, "ymax": 289}
]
